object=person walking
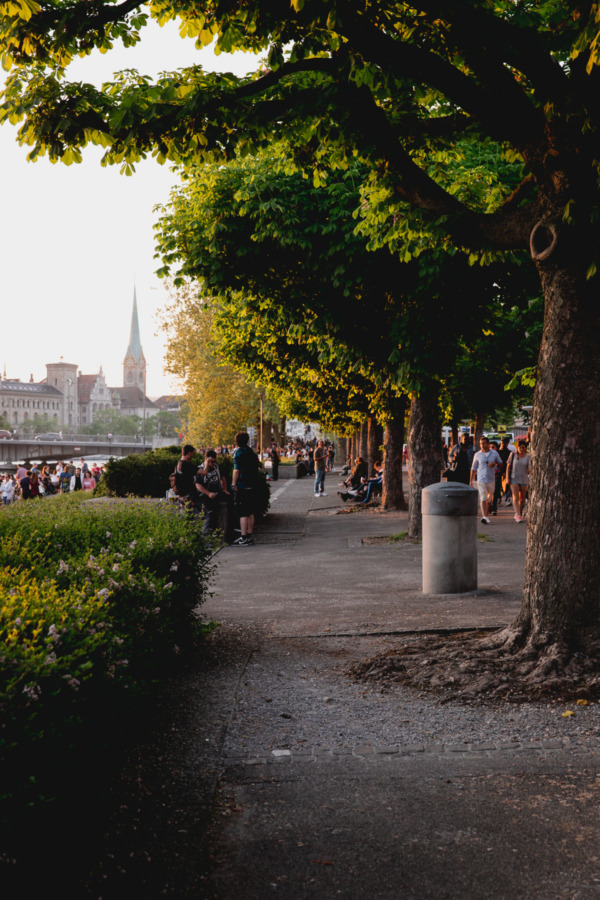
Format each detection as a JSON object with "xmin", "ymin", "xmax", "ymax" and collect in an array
[
  {"xmin": 313, "ymin": 439, "xmax": 328, "ymax": 497},
  {"xmin": 488, "ymin": 441, "xmax": 504, "ymax": 515},
  {"xmin": 507, "ymin": 439, "xmax": 530, "ymax": 523},
  {"xmin": 327, "ymin": 444, "xmax": 335, "ymax": 472},
  {"xmin": 470, "ymin": 436, "xmax": 502, "ymax": 524},
  {"xmin": 447, "ymin": 434, "xmax": 475, "ymax": 485},
  {"xmin": 269, "ymin": 443, "xmax": 280, "ymax": 481},
  {"xmin": 497, "ymin": 435, "xmax": 514, "ymax": 506}
]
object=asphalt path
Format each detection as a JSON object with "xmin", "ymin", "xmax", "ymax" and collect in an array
[{"xmin": 195, "ymin": 474, "xmax": 600, "ymax": 900}]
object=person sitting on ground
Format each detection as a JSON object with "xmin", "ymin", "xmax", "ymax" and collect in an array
[
  {"xmin": 339, "ymin": 461, "xmax": 383, "ymax": 503},
  {"xmin": 342, "ymin": 456, "xmax": 368, "ymax": 490},
  {"xmin": 340, "ymin": 455, "xmax": 352, "ymax": 476}
]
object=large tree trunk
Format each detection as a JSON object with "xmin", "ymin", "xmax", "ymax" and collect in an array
[
  {"xmin": 473, "ymin": 411, "xmax": 485, "ymax": 447},
  {"xmin": 382, "ymin": 397, "xmax": 407, "ymax": 510},
  {"xmin": 407, "ymin": 385, "xmax": 442, "ymax": 539},
  {"xmin": 367, "ymin": 418, "xmax": 384, "ymax": 476},
  {"xmin": 351, "ymin": 430, "xmax": 358, "ymax": 462},
  {"xmin": 359, "ymin": 420, "xmax": 369, "ymax": 461},
  {"xmin": 337, "ymin": 436, "xmax": 348, "ymax": 469},
  {"xmin": 512, "ymin": 260, "xmax": 600, "ymax": 647},
  {"xmin": 450, "ymin": 419, "xmax": 459, "ymax": 448}
]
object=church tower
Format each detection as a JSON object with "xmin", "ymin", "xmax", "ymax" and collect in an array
[{"xmin": 123, "ymin": 288, "xmax": 147, "ymax": 390}]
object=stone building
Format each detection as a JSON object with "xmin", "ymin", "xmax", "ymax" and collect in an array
[
  {"xmin": 1, "ymin": 290, "xmax": 159, "ymax": 430},
  {"xmin": 0, "ymin": 375, "xmax": 64, "ymax": 429},
  {"xmin": 77, "ymin": 367, "xmax": 121, "ymax": 426}
]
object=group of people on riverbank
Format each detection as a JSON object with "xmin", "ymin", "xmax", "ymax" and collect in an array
[
  {"xmin": 171, "ymin": 433, "xmax": 260, "ymax": 546},
  {"xmin": 1, "ymin": 458, "xmax": 103, "ymax": 505}
]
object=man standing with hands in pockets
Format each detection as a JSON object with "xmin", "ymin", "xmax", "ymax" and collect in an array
[{"xmin": 470, "ymin": 436, "xmax": 503, "ymax": 524}]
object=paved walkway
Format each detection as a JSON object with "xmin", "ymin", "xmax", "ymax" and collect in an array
[
  {"xmin": 209, "ymin": 473, "xmax": 525, "ymax": 635},
  {"xmin": 194, "ymin": 475, "xmax": 600, "ymax": 899},
  {"xmin": 87, "ymin": 472, "xmax": 600, "ymax": 898}
]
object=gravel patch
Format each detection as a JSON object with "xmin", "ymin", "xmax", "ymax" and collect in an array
[{"xmin": 222, "ymin": 630, "xmax": 600, "ymax": 755}]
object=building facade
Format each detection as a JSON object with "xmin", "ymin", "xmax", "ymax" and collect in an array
[
  {"xmin": 78, "ymin": 367, "xmax": 121, "ymax": 426},
  {"xmin": 0, "ymin": 377, "xmax": 64, "ymax": 428},
  {"xmin": 0, "ymin": 290, "xmax": 158, "ymax": 430}
]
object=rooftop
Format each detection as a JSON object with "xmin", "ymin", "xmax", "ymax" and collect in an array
[{"xmin": 0, "ymin": 381, "xmax": 63, "ymax": 396}]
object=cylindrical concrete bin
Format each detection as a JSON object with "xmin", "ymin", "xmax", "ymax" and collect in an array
[{"xmin": 422, "ymin": 482, "xmax": 479, "ymax": 594}]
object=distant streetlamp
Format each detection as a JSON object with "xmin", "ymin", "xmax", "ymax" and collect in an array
[
  {"xmin": 142, "ymin": 367, "xmax": 147, "ymax": 447},
  {"xmin": 259, "ymin": 389, "xmax": 264, "ymax": 456}
]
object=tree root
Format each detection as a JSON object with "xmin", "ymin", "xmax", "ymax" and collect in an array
[{"xmin": 347, "ymin": 628, "xmax": 600, "ymax": 702}]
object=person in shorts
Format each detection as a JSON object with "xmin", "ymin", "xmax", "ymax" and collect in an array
[
  {"xmin": 507, "ymin": 439, "xmax": 530, "ymax": 523},
  {"xmin": 470, "ymin": 436, "xmax": 502, "ymax": 524},
  {"xmin": 232, "ymin": 432, "xmax": 260, "ymax": 546}
]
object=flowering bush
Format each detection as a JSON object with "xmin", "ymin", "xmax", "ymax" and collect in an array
[{"xmin": 0, "ymin": 495, "xmax": 215, "ymax": 806}]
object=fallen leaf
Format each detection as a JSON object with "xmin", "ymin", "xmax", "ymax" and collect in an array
[
  {"xmin": 562, "ymin": 710, "xmax": 574, "ymax": 717},
  {"xmin": 577, "ymin": 699, "xmax": 589, "ymax": 706}
]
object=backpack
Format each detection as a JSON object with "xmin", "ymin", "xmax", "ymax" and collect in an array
[{"xmin": 170, "ymin": 467, "xmax": 187, "ymax": 496}]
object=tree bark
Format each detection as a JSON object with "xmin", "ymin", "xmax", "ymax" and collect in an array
[
  {"xmin": 407, "ymin": 385, "xmax": 442, "ymax": 539},
  {"xmin": 450, "ymin": 419, "xmax": 459, "ymax": 449},
  {"xmin": 367, "ymin": 418, "xmax": 384, "ymax": 476},
  {"xmin": 359, "ymin": 420, "xmax": 369, "ymax": 462},
  {"xmin": 473, "ymin": 411, "xmax": 486, "ymax": 447},
  {"xmin": 382, "ymin": 397, "xmax": 407, "ymax": 510},
  {"xmin": 512, "ymin": 260, "xmax": 600, "ymax": 645},
  {"xmin": 337, "ymin": 436, "xmax": 348, "ymax": 469}
]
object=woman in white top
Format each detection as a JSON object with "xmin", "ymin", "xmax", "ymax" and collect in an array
[
  {"xmin": 1, "ymin": 474, "xmax": 15, "ymax": 506},
  {"xmin": 508, "ymin": 440, "xmax": 530, "ymax": 523}
]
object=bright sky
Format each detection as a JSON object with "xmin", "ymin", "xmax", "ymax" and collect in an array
[{"xmin": 0, "ymin": 21, "xmax": 260, "ymax": 397}]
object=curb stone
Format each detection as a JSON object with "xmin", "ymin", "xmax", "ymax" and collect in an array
[{"xmin": 221, "ymin": 737, "xmax": 575, "ymax": 767}]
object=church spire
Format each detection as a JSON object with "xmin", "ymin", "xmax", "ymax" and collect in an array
[
  {"xmin": 123, "ymin": 287, "xmax": 147, "ymax": 389},
  {"xmin": 126, "ymin": 286, "xmax": 143, "ymax": 362}
]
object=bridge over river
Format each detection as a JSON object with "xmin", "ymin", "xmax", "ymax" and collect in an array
[{"xmin": 0, "ymin": 438, "xmax": 167, "ymax": 467}]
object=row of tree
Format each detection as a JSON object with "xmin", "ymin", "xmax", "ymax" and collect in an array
[
  {"xmin": 3, "ymin": 0, "xmax": 600, "ymax": 680},
  {"xmin": 155, "ymin": 154, "xmax": 540, "ymax": 535}
]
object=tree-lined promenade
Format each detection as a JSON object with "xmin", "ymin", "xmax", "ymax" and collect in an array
[{"xmin": 1, "ymin": 0, "xmax": 600, "ymax": 739}]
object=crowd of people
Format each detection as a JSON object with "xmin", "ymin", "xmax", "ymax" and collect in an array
[
  {"xmin": 2, "ymin": 430, "xmax": 531, "ymax": 532},
  {"xmin": 1, "ymin": 457, "xmax": 104, "ymax": 505},
  {"xmin": 444, "ymin": 433, "xmax": 531, "ymax": 524}
]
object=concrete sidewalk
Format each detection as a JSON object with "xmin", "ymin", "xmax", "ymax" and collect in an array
[
  {"xmin": 196, "ymin": 474, "xmax": 600, "ymax": 900},
  {"xmin": 204, "ymin": 472, "xmax": 525, "ymax": 636}
]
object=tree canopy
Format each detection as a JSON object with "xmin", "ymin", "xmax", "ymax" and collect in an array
[
  {"xmin": 3, "ymin": 0, "xmax": 599, "ymax": 265},
  {"xmin": 3, "ymin": 0, "xmax": 600, "ymax": 681},
  {"xmin": 158, "ymin": 282, "xmax": 282, "ymax": 446}
]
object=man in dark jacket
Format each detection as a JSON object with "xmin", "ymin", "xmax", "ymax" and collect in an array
[{"xmin": 232, "ymin": 432, "xmax": 260, "ymax": 545}]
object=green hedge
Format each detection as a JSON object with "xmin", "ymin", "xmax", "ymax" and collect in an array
[
  {"xmin": 98, "ymin": 448, "xmax": 270, "ymax": 518},
  {"xmin": 0, "ymin": 495, "xmax": 215, "ymax": 811}
]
